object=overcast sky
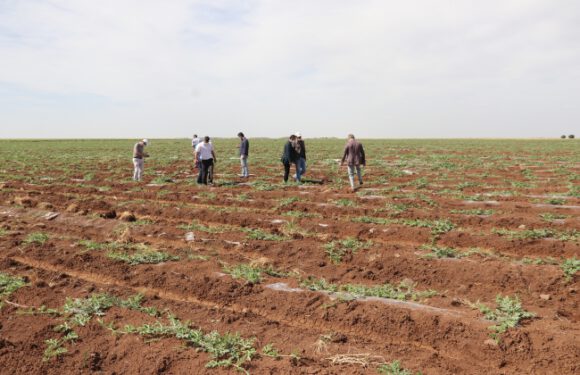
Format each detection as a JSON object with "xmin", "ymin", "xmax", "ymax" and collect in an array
[{"xmin": 0, "ymin": 0, "xmax": 579, "ymax": 138}]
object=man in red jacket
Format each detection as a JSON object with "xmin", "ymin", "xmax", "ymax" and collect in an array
[{"xmin": 340, "ymin": 134, "xmax": 365, "ymax": 191}]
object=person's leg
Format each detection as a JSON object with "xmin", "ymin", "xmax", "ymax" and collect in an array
[
  {"xmin": 201, "ymin": 159, "xmax": 209, "ymax": 184},
  {"xmin": 356, "ymin": 165, "xmax": 363, "ymax": 185},
  {"xmin": 295, "ymin": 162, "xmax": 301, "ymax": 182},
  {"xmin": 133, "ymin": 158, "xmax": 138, "ymax": 180},
  {"xmin": 139, "ymin": 159, "xmax": 144, "ymax": 181},
  {"xmin": 283, "ymin": 162, "xmax": 290, "ymax": 182},
  {"xmin": 197, "ymin": 162, "xmax": 203, "ymax": 184},
  {"xmin": 208, "ymin": 159, "xmax": 214, "ymax": 184},
  {"xmin": 299, "ymin": 158, "xmax": 306, "ymax": 176},
  {"xmin": 241, "ymin": 155, "xmax": 248, "ymax": 177},
  {"xmin": 134, "ymin": 159, "xmax": 144, "ymax": 181},
  {"xmin": 347, "ymin": 165, "xmax": 355, "ymax": 189}
]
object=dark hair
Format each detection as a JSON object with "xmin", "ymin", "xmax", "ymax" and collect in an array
[
  {"xmin": 237, "ymin": 132, "xmax": 244, "ymax": 137},
  {"xmin": 289, "ymin": 134, "xmax": 297, "ymax": 140},
  {"xmin": 204, "ymin": 136, "xmax": 210, "ymax": 142},
  {"xmin": 193, "ymin": 134, "xmax": 197, "ymax": 138}
]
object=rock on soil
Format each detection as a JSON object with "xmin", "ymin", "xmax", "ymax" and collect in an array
[{"xmin": 118, "ymin": 211, "xmax": 136, "ymax": 222}]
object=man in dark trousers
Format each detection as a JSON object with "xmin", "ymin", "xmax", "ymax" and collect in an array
[
  {"xmin": 340, "ymin": 134, "xmax": 365, "ymax": 191},
  {"xmin": 238, "ymin": 132, "xmax": 249, "ymax": 178},
  {"xmin": 295, "ymin": 132, "xmax": 306, "ymax": 179},
  {"xmin": 281, "ymin": 134, "xmax": 300, "ymax": 183},
  {"xmin": 194, "ymin": 136, "xmax": 216, "ymax": 185}
]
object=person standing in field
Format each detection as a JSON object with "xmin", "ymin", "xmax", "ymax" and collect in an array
[
  {"xmin": 340, "ymin": 134, "xmax": 365, "ymax": 191},
  {"xmin": 132, "ymin": 139, "xmax": 149, "ymax": 181},
  {"xmin": 295, "ymin": 132, "xmax": 307, "ymax": 179},
  {"xmin": 281, "ymin": 134, "xmax": 300, "ymax": 183},
  {"xmin": 238, "ymin": 132, "xmax": 250, "ymax": 178},
  {"xmin": 192, "ymin": 134, "xmax": 201, "ymax": 169},
  {"xmin": 194, "ymin": 136, "xmax": 216, "ymax": 185}
]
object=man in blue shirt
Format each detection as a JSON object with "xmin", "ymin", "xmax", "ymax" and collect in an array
[{"xmin": 238, "ymin": 132, "xmax": 249, "ymax": 178}]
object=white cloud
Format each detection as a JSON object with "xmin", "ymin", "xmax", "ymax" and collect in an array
[{"xmin": 0, "ymin": 0, "xmax": 579, "ymax": 138}]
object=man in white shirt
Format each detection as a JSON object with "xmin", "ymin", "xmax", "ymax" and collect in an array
[{"xmin": 194, "ymin": 136, "xmax": 217, "ymax": 185}]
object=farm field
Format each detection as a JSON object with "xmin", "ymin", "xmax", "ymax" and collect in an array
[{"xmin": 0, "ymin": 138, "xmax": 578, "ymax": 374}]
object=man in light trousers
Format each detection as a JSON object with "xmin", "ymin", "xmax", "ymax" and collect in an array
[
  {"xmin": 132, "ymin": 139, "xmax": 149, "ymax": 181},
  {"xmin": 238, "ymin": 132, "xmax": 249, "ymax": 178},
  {"xmin": 340, "ymin": 134, "xmax": 365, "ymax": 191}
]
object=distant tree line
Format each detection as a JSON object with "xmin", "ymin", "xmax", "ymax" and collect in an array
[{"xmin": 560, "ymin": 135, "xmax": 575, "ymax": 139}]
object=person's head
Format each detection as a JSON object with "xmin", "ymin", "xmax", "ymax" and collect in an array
[
  {"xmin": 295, "ymin": 131, "xmax": 302, "ymax": 139},
  {"xmin": 204, "ymin": 136, "xmax": 210, "ymax": 143},
  {"xmin": 237, "ymin": 132, "xmax": 244, "ymax": 138},
  {"xmin": 289, "ymin": 134, "xmax": 297, "ymax": 141},
  {"xmin": 193, "ymin": 134, "xmax": 197, "ymax": 138},
  {"xmin": 142, "ymin": 138, "xmax": 149, "ymax": 146},
  {"xmin": 347, "ymin": 134, "xmax": 355, "ymax": 140}
]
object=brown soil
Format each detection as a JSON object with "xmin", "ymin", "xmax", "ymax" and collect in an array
[{"xmin": 1, "ymin": 151, "xmax": 579, "ymax": 375}]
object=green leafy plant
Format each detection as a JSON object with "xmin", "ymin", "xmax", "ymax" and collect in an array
[
  {"xmin": 301, "ymin": 277, "xmax": 436, "ymax": 301},
  {"xmin": 243, "ymin": 228, "xmax": 286, "ymax": 241},
  {"xmin": 0, "ymin": 272, "xmax": 27, "ymax": 308},
  {"xmin": 334, "ymin": 198, "xmax": 356, "ymax": 207},
  {"xmin": 475, "ymin": 295, "xmax": 535, "ymax": 335},
  {"xmin": 123, "ymin": 314, "xmax": 256, "ymax": 372},
  {"xmin": 561, "ymin": 257, "xmax": 580, "ymax": 281},
  {"xmin": 377, "ymin": 360, "xmax": 419, "ymax": 375},
  {"xmin": 222, "ymin": 264, "xmax": 263, "ymax": 284},
  {"xmin": 420, "ymin": 245, "xmax": 465, "ymax": 259},
  {"xmin": 107, "ymin": 250, "xmax": 179, "ymax": 265},
  {"xmin": 450, "ymin": 209, "xmax": 494, "ymax": 216},
  {"xmin": 324, "ymin": 238, "xmax": 371, "ymax": 263},
  {"xmin": 277, "ymin": 197, "xmax": 299, "ymax": 208},
  {"xmin": 262, "ymin": 343, "xmax": 281, "ymax": 359},
  {"xmin": 178, "ymin": 221, "xmax": 231, "ymax": 233},
  {"xmin": 546, "ymin": 198, "xmax": 565, "ymax": 205},
  {"xmin": 352, "ymin": 216, "xmax": 392, "ymax": 225},
  {"xmin": 282, "ymin": 210, "xmax": 322, "ymax": 218},
  {"xmin": 43, "ymin": 338, "xmax": 68, "ymax": 361},
  {"xmin": 23, "ymin": 232, "xmax": 49, "ymax": 245},
  {"xmin": 521, "ymin": 257, "xmax": 558, "ymax": 266},
  {"xmin": 539, "ymin": 213, "xmax": 568, "ymax": 222},
  {"xmin": 493, "ymin": 228, "xmax": 578, "ymax": 241}
]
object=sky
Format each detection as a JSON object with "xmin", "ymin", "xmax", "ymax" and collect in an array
[{"xmin": 0, "ymin": 0, "xmax": 579, "ymax": 139}]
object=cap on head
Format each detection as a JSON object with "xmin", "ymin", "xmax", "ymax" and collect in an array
[
  {"xmin": 295, "ymin": 132, "xmax": 302, "ymax": 138},
  {"xmin": 142, "ymin": 138, "xmax": 149, "ymax": 145}
]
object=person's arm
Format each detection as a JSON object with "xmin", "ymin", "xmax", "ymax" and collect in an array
[
  {"xmin": 282, "ymin": 142, "xmax": 290, "ymax": 161},
  {"xmin": 340, "ymin": 145, "xmax": 348, "ymax": 166},
  {"xmin": 360, "ymin": 144, "xmax": 366, "ymax": 166},
  {"xmin": 211, "ymin": 148, "xmax": 216, "ymax": 162}
]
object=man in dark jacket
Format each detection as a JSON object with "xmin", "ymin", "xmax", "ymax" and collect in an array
[
  {"xmin": 340, "ymin": 134, "xmax": 365, "ymax": 191},
  {"xmin": 238, "ymin": 132, "xmax": 249, "ymax": 178},
  {"xmin": 295, "ymin": 132, "xmax": 306, "ymax": 179},
  {"xmin": 281, "ymin": 134, "xmax": 300, "ymax": 183}
]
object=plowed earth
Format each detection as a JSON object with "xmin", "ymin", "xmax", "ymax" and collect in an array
[{"xmin": 0, "ymin": 139, "xmax": 578, "ymax": 374}]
